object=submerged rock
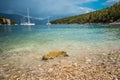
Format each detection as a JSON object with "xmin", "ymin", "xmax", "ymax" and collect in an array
[{"xmin": 42, "ymin": 51, "xmax": 68, "ymax": 60}]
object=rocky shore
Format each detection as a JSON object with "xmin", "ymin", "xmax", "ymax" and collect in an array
[
  {"xmin": 0, "ymin": 16, "xmax": 16, "ymax": 25},
  {"xmin": 0, "ymin": 49, "xmax": 120, "ymax": 80}
]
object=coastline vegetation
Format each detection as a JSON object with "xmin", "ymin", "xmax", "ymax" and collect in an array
[
  {"xmin": 0, "ymin": 16, "xmax": 16, "ymax": 25},
  {"xmin": 51, "ymin": 2, "xmax": 120, "ymax": 24}
]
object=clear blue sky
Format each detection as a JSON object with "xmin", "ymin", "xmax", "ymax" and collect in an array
[{"xmin": 0, "ymin": 0, "xmax": 119, "ymax": 19}]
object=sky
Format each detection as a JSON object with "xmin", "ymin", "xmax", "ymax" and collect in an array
[{"xmin": 0, "ymin": 0, "xmax": 119, "ymax": 19}]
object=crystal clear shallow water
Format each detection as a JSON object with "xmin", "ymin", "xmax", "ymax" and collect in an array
[{"xmin": 0, "ymin": 24, "xmax": 120, "ymax": 58}]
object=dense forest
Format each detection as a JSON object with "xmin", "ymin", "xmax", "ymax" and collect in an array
[{"xmin": 51, "ymin": 2, "xmax": 120, "ymax": 24}]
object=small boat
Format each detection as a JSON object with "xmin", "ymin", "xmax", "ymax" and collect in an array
[
  {"xmin": 46, "ymin": 17, "xmax": 51, "ymax": 25},
  {"xmin": 20, "ymin": 8, "xmax": 35, "ymax": 26},
  {"xmin": 109, "ymin": 22, "xmax": 120, "ymax": 26}
]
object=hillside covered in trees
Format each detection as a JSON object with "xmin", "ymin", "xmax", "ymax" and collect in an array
[{"xmin": 51, "ymin": 2, "xmax": 120, "ymax": 24}]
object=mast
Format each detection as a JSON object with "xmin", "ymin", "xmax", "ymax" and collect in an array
[
  {"xmin": 20, "ymin": 8, "xmax": 35, "ymax": 25},
  {"xmin": 48, "ymin": 16, "xmax": 49, "ymax": 23},
  {"xmin": 27, "ymin": 8, "xmax": 30, "ymax": 23}
]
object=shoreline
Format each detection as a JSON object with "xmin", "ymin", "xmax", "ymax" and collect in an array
[{"xmin": 0, "ymin": 48, "xmax": 120, "ymax": 80}]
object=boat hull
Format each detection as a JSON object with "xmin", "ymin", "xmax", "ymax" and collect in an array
[{"xmin": 20, "ymin": 22, "xmax": 35, "ymax": 26}]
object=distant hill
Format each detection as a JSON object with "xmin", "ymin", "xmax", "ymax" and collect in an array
[
  {"xmin": 51, "ymin": 2, "xmax": 120, "ymax": 24},
  {"xmin": 0, "ymin": 13, "xmax": 44, "ymax": 25}
]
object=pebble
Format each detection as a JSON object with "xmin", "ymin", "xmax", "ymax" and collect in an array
[
  {"xmin": 73, "ymin": 63, "xmax": 78, "ymax": 67},
  {"xmin": 38, "ymin": 64, "xmax": 41, "ymax": 67},
  {"xmin": 85, "ymin": 58, "xmax": 92, "ymax": 64},
  {"xmin": 48, "ymin": 68, "xmax": 53, "ymax": 73}
]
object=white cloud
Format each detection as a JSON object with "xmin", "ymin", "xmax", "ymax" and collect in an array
[
  {"xmin": 0, "ymin": 0, "xmax": 97, "ymax": 17},
  {"xmin": 35, "ymin": 0, "xmax": 96, "ymax": 16},
  {"xmin": 103, "ymin": 0, "xmax": 119, "ymax": 5}
]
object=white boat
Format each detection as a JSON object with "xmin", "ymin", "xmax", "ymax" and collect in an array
[
  {"xmin": 109, "ymin": 22, "xmax": 120, "ymax": 26},
  {"xmin": 46, "ymin": 17, "xmax": 51, "ymax": 25},
  {"xmin": 20, "ymin": 8, "xmax": 35, "ymax": 26},
  {"xmin": 20, "ymin": 22, "xmax": 35, "ymax": 25}
]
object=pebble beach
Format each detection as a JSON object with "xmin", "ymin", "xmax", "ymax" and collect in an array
[{"xmin": 0, "ymin": 49, "xmax": 120, "ymax": 80}]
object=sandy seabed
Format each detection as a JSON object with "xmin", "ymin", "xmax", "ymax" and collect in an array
[{"xmin": 0, "ymin": 48, "xmax": 120, "ymax": 80}]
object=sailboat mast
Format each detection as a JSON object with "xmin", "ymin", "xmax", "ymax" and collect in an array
[
  {"xmin": 48, "ymin": 16, "xmax": 49, "ymax": 23},
  {"xmin": 27, "ymin": 8, "xmax": 30, "ymax": 23},
  {"xmin": 20, "ymin": 8, "xmax": 35, "ymax": 25}
]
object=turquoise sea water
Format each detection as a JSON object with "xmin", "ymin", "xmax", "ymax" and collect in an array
[{"xmin": 0, "ymin": 24, "xmax": 120, "ymax": 57}]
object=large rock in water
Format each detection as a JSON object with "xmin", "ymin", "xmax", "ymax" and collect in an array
[{"xmin": 42, "ymin": 51, "xmax": 68, "ymax": 60}]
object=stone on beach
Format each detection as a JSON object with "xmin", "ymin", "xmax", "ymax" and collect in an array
[
  {"xmin": 48, "ymin": 68, "xmax": 53, "ymax": 73},
  {"xmin": 42, "ymin": 51, "xmax": 68, "ymax": 60}
]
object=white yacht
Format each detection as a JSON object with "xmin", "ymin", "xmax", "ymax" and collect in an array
[{"xmin": 20, "ymin": 8, "xmax": 35, "ymax": 26}]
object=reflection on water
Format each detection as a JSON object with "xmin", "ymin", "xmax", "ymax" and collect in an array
[
  {"xmin": 0, "ymin": 25, "xmax": 33, "ymax": 32},
  {"xmin": 28, "ymin": 26, "xmax": 32, "ymax": 31},
  {"xmin": 3, "ymin": 26, "xmax": 12, "ymax": 32},
  {"xmin": 20, "ymin": 26, "xmax": 32, "ymax": 32}
]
